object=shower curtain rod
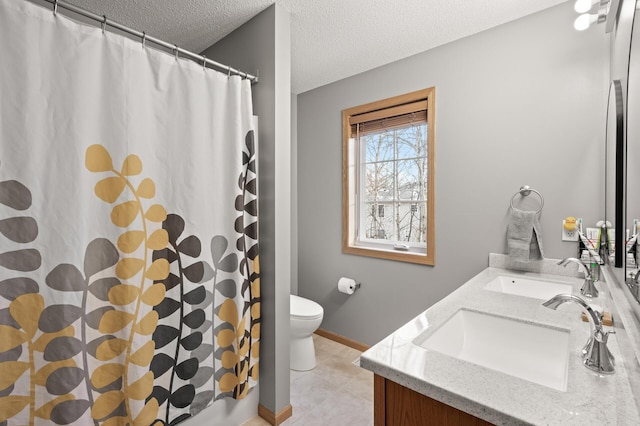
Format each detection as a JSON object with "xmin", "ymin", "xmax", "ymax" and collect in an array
[{"xmin": 42, "ymin": 0, "xmax": 258, "ymax": 83}]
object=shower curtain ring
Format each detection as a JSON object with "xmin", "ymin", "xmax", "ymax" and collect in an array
[
  {"xmin": 53, "ymin": 0, "xmax": 58, "ymax": 16},
  {"xmin": 174, "ymin": 45, "xmax": 179, "ymax": 60},
  {"xmin": 227, "ymin": 66, "xmax": 232, "ymax": 79},
  {"xmin": 202, "ymin": 55, "xmax": 207, "ymax": 71},
  {"xmin": 101, "ymin": 15, "xmax": 108, "ymax": 34},
  {"xmin": 141, "ymin": 32, "xmax": 146, "ymax": 49}
]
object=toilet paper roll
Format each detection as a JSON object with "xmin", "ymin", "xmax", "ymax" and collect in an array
[{"xmin": 338, "ymin": 277, "xmax": 356, "ymax": 295}]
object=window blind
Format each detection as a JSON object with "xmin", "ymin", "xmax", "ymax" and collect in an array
[{"xmin": 349, "ymin": 100, "xmax": 427, "ymax": 137}]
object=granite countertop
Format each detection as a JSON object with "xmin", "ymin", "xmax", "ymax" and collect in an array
[{"xmin": 360, "ymin": 256, "xmax": 640, "ymax": 425}]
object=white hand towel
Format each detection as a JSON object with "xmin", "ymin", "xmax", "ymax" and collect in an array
[{"xmin": 507, "ymin": 209, "xmax": 544, "ymax": 262}]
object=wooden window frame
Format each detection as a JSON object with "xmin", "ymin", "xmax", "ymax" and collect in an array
[{"xmin": 342, "ymin": 87, "xmax": 436, "ymax": 266}]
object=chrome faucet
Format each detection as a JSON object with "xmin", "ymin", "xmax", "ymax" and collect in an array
[
  {"xmin": 543, "ymin": 293, "xmax": 615, "ymax": 374},
  {"xmin": 557, "ymin": 257, "xmax": 598, "ymax": 298}
]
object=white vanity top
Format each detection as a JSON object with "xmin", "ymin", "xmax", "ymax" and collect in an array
[{"xmin": 360, "ymin": 257, "xmax": 640, "ymax": 425}]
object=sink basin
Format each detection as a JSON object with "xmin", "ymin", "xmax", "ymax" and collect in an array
[
  {"xmin": 413, "ymin": 309, "xmax": 570, "ymax": 391},
  {"xmin": 484, "ymin": 275, "xmax": 573, "ymax": 300}
]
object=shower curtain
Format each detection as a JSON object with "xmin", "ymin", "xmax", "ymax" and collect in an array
[{"xmin": 0, "ymin": 1, "xmax": 259, "ymax": 425}]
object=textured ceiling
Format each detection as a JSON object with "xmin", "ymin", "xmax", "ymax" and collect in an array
[{"xmin": 66, "ymin": 0, "xmax": 566, "ymax": 94}]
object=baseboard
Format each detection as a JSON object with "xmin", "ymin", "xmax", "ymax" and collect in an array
[
  {"xmin": 258, "ymin": 403, "xmax": 292, "ymax": 425},
  {"xmin": 315, "ymin": 328, "xmax": 370, "ymax": 352}
]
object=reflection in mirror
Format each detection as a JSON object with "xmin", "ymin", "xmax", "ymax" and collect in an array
[
  {"xmin": 604, "ymin": 79, "xmax": 624, "ymax": 268},
  {"xmin": 626, "ymin": 5, "xmax": 640, "ymax": 302}
]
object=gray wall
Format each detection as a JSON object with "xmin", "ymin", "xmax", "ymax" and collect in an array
[
  {"xmin": 202, "ymin": 4, "xmax": 292, "ymax": 415},
  {"xmin": 296, "ymin": 2, "xmax": 609, "ymax": 346},
  {"xmin": 291, "ymin": 93, "xmax": 299, "ymax": 295}
]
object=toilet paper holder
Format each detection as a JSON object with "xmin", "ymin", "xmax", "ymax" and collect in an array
[
  {"xmin": 338, "ymin": 277, "xmax": 362, "ymax": 294},
  {"xmin": 347, "ymin": 282, "xmax": 362, "ymax": 293}
]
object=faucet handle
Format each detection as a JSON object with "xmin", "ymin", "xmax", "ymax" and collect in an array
[{"xmin": 599, "ymin": 327, "xmax": 615, "ymax": 341}]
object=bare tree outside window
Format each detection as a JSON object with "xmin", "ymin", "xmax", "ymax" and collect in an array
[{"xmin": 362, "ymin": 124, "xmax": 427, "ymax": 244}]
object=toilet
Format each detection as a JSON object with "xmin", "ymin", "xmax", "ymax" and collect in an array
[{"xmin": 290, "ymin": 294, "xmax": 324, "ymax": 371}]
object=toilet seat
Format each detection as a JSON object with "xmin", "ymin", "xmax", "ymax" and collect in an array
[{"xmin": 291, "ymin": 294, "xmax": 323, "ymax": 320}]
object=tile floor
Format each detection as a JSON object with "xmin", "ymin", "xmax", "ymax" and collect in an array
[{"xmin": 243, "ymin": 334, "xmax": 374, "ymax": 426}]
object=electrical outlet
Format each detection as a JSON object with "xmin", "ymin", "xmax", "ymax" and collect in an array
[{"xmin": 562, "ymin": 219, "xmax": 579, "ymax": 241}]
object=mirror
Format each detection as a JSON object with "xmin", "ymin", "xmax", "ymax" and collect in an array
[
  {"xmin": 625, "ymin": 4, "xmax": 640, "ymax": 302},
  {"xmin": 605, "ymin": 79, "xmax": 624, "ymax": 268}
]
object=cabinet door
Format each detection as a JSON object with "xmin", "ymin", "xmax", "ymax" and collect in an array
[{"xmin": 374, "ymin": 375, "xmax": 493, "ymax": 426}]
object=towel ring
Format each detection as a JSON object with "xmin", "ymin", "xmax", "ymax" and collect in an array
[{"xmin": 510, "ymin": 185, "xmax": 544, "ymax": 214}]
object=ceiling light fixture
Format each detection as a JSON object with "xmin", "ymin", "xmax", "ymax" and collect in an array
[{"xmin": 573, "ymin": 0, "xmax": 620, "ymax": 32}]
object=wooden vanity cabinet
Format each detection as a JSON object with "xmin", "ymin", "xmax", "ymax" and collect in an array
[{"xmin": 374, "ymin": 375, "xmax": 494, "ymax": 426}]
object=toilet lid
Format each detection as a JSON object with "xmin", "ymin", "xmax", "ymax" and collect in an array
[{"xmin": 290, "ymin": 294, "xmax": 323, "ymax": 320}]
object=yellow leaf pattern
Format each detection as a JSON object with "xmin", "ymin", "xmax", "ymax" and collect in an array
[
  {"xmin": 147, "ymin": 229, "xmax": 169, "ymax": 250},
  {"xmin": 95, "ymin": 176, "xmax": 126, "ymax": 203},
  {"xmin": 0, "ymin": 139, "xmax": 260, "ymax": 425},
  {"xmin": 115, "ymin": 258, "xmax": 145, "ymax": 280},
  {"xmin": 218, "ymin": 373, "xmax": 239, "ymax": 393},
  {"xmin": 144, "ymin": 258, "xmax": 169, "ymax": 280},
  {"xmin": 133, "ymin": 398, "xmax": 159, "ymax": 426},
  {"xmin": 238, "ymin": 363, "xmax": 248, "ymax": 384},
  {"xmin": 9, "ymin": 293, "xmax": 44, "ymax": 338},
  {"xmin": 144, "ymin": 204, "xmax": 167, "ymax": 222},
  {"xmin": 237, "ymin": 385, "xmax": 249, "ymax": 400},
  {"xmin": 96, "ymin": 338, "xmax": 128, "ymax": 361},
  {"xmin": 140, "ymin": 283, "xmax": 165, "ymax": 306},
  {"xmin": 85, "ymin": 145, "xmax": 167, "ymax": 424},
  {"xmin": 98, "ymin": 310, "xmax": 135, "ymax": 334},
  {"xmin": 117, "ymin": 230, "xmax": 146, "ymax": 253},
  {"xmin": 108, "ymin": 284, "xmax": 140, "ymax": 306},
  {"xmin": 251, "ymin": 302, "xmax": 260, "ymax": 320},
  {"xmin": 218, "ymin": 299, "xmax": 238, "ymax": 325},
  {"xmin": 91, "ymin": 391, "xmax": 125, "ymax": 420},
  {"xmin": 0, "ymin": 396, "xmax": 32, "ymax": 423},
  {"xmin": 221, "ymin": 351, "xmax": 237, "ymax": 369},
  {"xmin": 0, "ymin": 361, "xmax": 30, "ymax": 390},
  {"xmin": 127, "ymin": 372, "xmax": 154, "ymax": 400},
  {"xmin": 238, "ymin": 339, "xmax": 249, "ymax": 358},
  {"xmin": 251, "ymin": 342, "xmax": 260, "ymax": 359},
  {"xmin": 237, "ymin": 315, "xmax": 247, "ymax": 339},
  {"xmin": 251, "ymin": 277, "xmax": 260, "ymax": 298},
  {"xmin": 136, "ymin": 178, "xmax": 156, "ymax": 198},
  {"xmin": 129, "ymin": 340, "xmax": 155, "ymax": 366},
  {"xmin": 0, "ymin": 325, "xmax": 28, "ymax": 352},
  {"xmin": 111, "ymin": 200, "xmax": 140, "ymax": 228},
  {"xmin": 91, "ymin": 363, "xmax": 125, "ymax": 389},
  {"xmin": 251, "ymin": 323, "xmax": 260, "ymax": 340},
  {"xmin": 133, "ymin": 310, "xmax": 158, "ymax": 335},
  {"xmin": 121, "ymin": 154, "xmax": 143, "ymax": 176},
  {"xmin": 85, "ymin": 144, "xmax": 114, "ymax": 172},
  {"xmin": 217, "ymin": 329, "xmax": 235, "ymax": 348}
]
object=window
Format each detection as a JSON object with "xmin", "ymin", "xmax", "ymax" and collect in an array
[{"xmin": 342, "ymin": 88, "xmax": 435, "ymax": 265}]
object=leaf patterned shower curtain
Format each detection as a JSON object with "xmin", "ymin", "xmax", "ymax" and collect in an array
[{"xmin": 0, "ymin": 1, "xmax": 260, "ymax": 425}]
